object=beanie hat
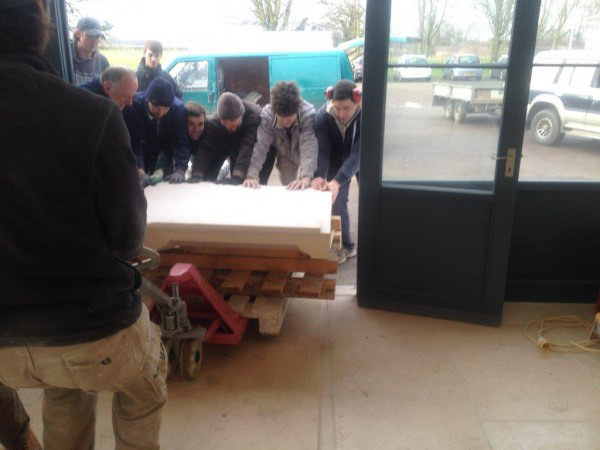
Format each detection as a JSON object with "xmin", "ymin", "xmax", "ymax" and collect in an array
[
  {"xmin": 217, "ymin": 92, "xmax": 245, "ymax": 120},
  {"xmin": 145, "ymin": 78, "xmax": 174, "ymax": 107}
]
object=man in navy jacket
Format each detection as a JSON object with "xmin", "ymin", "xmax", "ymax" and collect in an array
[
  {"xmin": 127, "ymin": 78, "xmax": 191, "ymax": 185},
  {"xmin": 312, "ymin": 80, "xmax": 361, "ymax": 263}
]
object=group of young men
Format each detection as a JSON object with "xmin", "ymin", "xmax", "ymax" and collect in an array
[{"xmin": 0, "ymin": 7, "xmax": 361, "ymax": 449}]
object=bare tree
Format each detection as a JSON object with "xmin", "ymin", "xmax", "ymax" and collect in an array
[
  {"xmin": 250, "ymin": 0, "xmax": 293, "ymax": 31},
  {"xmin": 549, "ymin": 0, "xmax": 581, "ymax": 48},
  {"xmin": 319, "ymin": 0, "xmax": 366, "ymax": 44},
  {"xmin": 477, "ymin": 0, "xmax": 515, "ymax": 62},
  {"xmin": 417, "ymin": 0, "xmax": 448, "ymax": 56}
]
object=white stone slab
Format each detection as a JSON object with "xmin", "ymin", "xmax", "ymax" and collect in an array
[{"xmin": 143, "ymin": 183, "xmax": 333, "ymax": 259}]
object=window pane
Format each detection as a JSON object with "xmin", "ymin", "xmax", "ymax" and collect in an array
[
  {"xmin": 170, "ymin": 60, "xmax": 209, "ymax": 91},
  {"xmin": 383, "ymin": 0, "xmax": 514, "ymax": 191}
]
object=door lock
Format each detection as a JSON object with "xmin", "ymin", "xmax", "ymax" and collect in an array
[{"xmin": 504, "ymin": 148, "xmax": 516, "ymax": 178}]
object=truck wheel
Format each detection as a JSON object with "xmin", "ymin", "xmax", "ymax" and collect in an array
[
  {"xmin": 444, "ymin": 101, "xmax": 454, "ymax": 120},
  {"xmin": 531, "ymin": 109, "xmax": 561, "ymax": 145},
  {"xmin": 453, "ymin": 102, "xmax": 466, "ymax": 123}
]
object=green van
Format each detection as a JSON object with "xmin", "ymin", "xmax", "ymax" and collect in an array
[{"xmin": 165, "ymin": 49, "xmax": 353, "ymax": 112}]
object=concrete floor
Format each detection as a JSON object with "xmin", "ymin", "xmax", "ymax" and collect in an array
[{"xmin": 11, "ymin": 299, "xmax": 600, "ymax": 450}]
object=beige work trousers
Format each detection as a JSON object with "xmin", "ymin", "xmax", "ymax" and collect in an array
[{"xmin": 0, "ymin": 305, "xmax": 167, "ymax": 450}]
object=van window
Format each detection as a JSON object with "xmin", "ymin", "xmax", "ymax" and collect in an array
[
  {"xmin": 531, "ymin": 65, "xmax": 559, "ymax": 85},
  {"xmin": 170, "ymin": 60, "xmax": 209, "ymax": 91},
  {"xmin": 570, "ymin": 66, "xmax": 596, "ymax": 88},
  {"xmin": 557, "ymin": 66, "xmax": 573, "ymax": 86}
]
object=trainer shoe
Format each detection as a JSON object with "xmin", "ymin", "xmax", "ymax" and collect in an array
[{"xmin": 338, "ymin": 247, "xmax": 357, "ymax": 264}]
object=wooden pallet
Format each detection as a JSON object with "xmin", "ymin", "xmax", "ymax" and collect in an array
[{"xmin": 143, "ymin": 216, "xmax": 341, "ymax": 335}]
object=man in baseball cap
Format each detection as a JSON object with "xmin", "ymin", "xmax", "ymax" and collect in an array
[
  {"xmin": 126, "ymin": 78, "xmax": 191, "ymax": 186},
  {"xmin": 72, "ymin": 16, "xmax": 109, "ymax": 84}
]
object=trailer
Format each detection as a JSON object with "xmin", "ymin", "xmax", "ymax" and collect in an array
[{"xmin": 432, "ymin": 80, "xmax": 505, "ymax": 123}]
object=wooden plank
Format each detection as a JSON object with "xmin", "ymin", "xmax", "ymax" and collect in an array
[
  {"xmin": 261, "ymin": 271, "xmax": 290, "ymax": 296},
  {"xmin": 331, "ymin": 215, "xmax": 342, "ymax": 231},
  {"xmin": 227, "ymin": 295, "xmax": 252, "ymax": 315},
  {"xmin": 221, "ymin": 270, "xmax": 252, "ymax": 293},
  {"xmin": 163, "ymin": 243, "xmax": 309, "ymax": 259},
  {"xmin": 331, "ymin": 231, "xmax": 342, "ymax": 251},
  {"xmin": 158, "ymin": 252, "xmax": 338, "ymax": 275},
  {"xmin": 298, "ymin": 273, "xmax": 324, "ymax": 296}
]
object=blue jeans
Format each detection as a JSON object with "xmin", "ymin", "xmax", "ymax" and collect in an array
[{"xmin": 332, "ymin": 180, "xmax": 354, "ymax": 250}]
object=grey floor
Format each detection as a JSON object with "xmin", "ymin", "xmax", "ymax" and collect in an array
[{"xmin": 13, "ymin": 299, "xmax": 600, "ymax": 450}]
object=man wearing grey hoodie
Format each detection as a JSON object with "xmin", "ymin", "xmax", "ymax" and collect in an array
[{"xmin": 244, "ymin": 81, "xmax": 318, "ymax": 190}]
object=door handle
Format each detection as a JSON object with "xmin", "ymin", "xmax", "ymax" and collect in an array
[{"xmin": 491, "ymin": 148, "xmax": 517, "ymax": 178}]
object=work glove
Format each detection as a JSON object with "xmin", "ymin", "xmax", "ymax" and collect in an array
[
  {"xmin": 218, "ymin": 176, "xmax": 243, "ymax": 186},
  {"xmin": 187, "ymin": 174, "xmax": 204, "ymax": 183},
  {"xmin": 139, "ymin": 172, "xmax": 151, "ymax": 188},
  {"xmin": 165, "ymin": 170, "xmax": 185, "ymax": 184},
  {"xmin": 149, "ymin": 168, "xmax": 164, "ymax": 185}
]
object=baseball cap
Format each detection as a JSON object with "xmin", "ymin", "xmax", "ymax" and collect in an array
[{"xmin": 76, "ymin": 17, "xmax": 103, "ymax": 37}]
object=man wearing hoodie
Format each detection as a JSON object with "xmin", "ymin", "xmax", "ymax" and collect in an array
[
  {"xmin": 71, "ymin": 17, "xmax": 109, "ymax": 85},
  {"xmin": 136, "ymin": 40, "xmax": 182, "ymax": 99},
  {"xmin": 311, "ymin": 80, "xmax": 362, "ymax": 264},
  {"xmin": 243, "ymin": 81, "xmax": 317, "ymax": 190}
]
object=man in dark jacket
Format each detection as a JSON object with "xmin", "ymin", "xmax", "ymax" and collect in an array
[
  {"xmin": 79, "ymin": 66, "xmax": 138, "ymax": 111},
  {"xmin": 312, "ymin": 80, "xmax": 362, "ymax": 264},
  {"xmin": 71, "ymin": 17, "xmax": 109, "ymax": 84},
  {"xmin": 127, "ymin": 78, "xmax": 191, "ymax": 185},
  {"xmin": 136, "ymin": 40, "xmax": 182, "ymax": 99},
  {"xmin": 0, "ymin": 1, "xmax": 166, "ymax": 448},
  {"xmin": 189, "ymin": 92, "xmax": 261, "ymax": 184}
]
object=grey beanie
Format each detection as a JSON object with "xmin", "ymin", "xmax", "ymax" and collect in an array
[{"xmin": 217, "ymin": 92, "xmax": 245, "ymax": 120}]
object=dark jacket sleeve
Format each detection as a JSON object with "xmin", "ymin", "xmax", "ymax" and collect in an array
[
  {"xmin": 191, "ymin": 120, "xmax": 220, "ymax": 177},
  {"xmin": 333, "ymin": 134, "xmax": 360, "ymax": 185},
  {"xmin": 314, "ymin": 109, "xmax": 332, "ymax": 180},
  {"xmin": 95, "ymin": 105, "xmax": 147, "ymax": 260},
  {"xmin": 166, "ymin": 104, "xmax": 191, "ymax": 171},
  {"xmin": 123, "ymin": 106, "xmax": 144, "ymax": 169},
  {"xmin": 232, "ymin": 106, "xmax": 261, "ymax": 178}
]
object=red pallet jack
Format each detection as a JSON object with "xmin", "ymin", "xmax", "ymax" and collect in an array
[{"xmin": 132, "ymin": 248, "xmax": 249, "ymax": 380}]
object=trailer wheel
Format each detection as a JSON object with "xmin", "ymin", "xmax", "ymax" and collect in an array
[
  {"xmin": 444, "ymin": 101, "xmax": 454, "ymax": 120},
  {"xmin": 179, "ymin": 337, "xmax": 203, "ymax": 380},
  {"xmin": 453, "ymin": 101, "xmax": 466, "ymax": 123}
]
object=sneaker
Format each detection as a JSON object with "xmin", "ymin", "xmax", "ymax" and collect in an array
[{"xmin": 338, "ymin": 247, "xmax": 357, "ymax": 264}]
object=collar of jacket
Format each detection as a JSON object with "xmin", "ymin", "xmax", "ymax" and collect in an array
[{"xmin": 1, "ymin": 50, "xmax": 58, "ymax": 76}]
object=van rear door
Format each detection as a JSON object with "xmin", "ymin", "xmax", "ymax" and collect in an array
[{"xmin": 269, "ymin": 54, "xmax": 342, "ymax": 108}]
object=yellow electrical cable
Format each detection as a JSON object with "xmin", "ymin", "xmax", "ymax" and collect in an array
[{"xmin": 523, "ymin": 315, "xmax": 600, "ymax": 353}]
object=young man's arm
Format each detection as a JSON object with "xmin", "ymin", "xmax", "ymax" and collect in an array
[
  {"xmin": 123, "ymin": 107, "xmax": 145, "ymax": 171},
  {"xmin": 312, "ymin": 109, "xmax": 332, "ymax": 185},
  {"xmin": 245, "ymin": 107, "xmax": 275, "ymax": 182},
  {"xmin": 232, "ymin": 108, "xmax": 261, "ymax": 180},
  {"xmin": 297, "ymin": 106, "xmax": 318, "ymax": 180},
  {"xmin": 170, "ymin": 104, "xmax": 192, "ymax": 174},
  {"xmin": 333, "ymin": 121, "xmax": 360, "ymax": 186},
  {"xmin": 95, "ymin": 105, "xmax": 147, "ymax": 260}
]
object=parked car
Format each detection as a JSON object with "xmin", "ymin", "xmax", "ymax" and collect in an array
[
  {"xmin": 167, "ymin": 49, "xmax": 354, "ymax": 112},
  {"xmin": 353, "ymin": 56, "xmax": 364, "ymax": 81},
  {"xmin": 393, "ymin": 54, "xmax": 432, "ymax": 81},
  {"xmin": 442, "ymin": 54, "xmax": 482, "ymax": 81},
  {"xmin": 526, "ymin": 50, "xmax": 600, "ymax": 146},
  {"xmin": 490, "ymin": 54, "xmax": 508, "ymax": 80}
]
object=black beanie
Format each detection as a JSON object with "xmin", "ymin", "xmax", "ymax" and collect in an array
[
  {"xmin": 145, "ymin": 78, "xmax": 174, "ymax": 107},
  {"xmin": 217, "ymin": 92, "xmax": 245, "ymax": 120}
]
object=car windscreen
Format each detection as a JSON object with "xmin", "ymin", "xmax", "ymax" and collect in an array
[{"xmin": 406, "ymin": 57, "xmax": 428, "ymax": 65}]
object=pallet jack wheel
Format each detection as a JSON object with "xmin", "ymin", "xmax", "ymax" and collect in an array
[
  {"xmin": 163, "ymin": 338, "xmax": 180, "ymax": 379},
  {"xmin": 179, "ymin": 337, "xmax": 203, "ymax": 380}
]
